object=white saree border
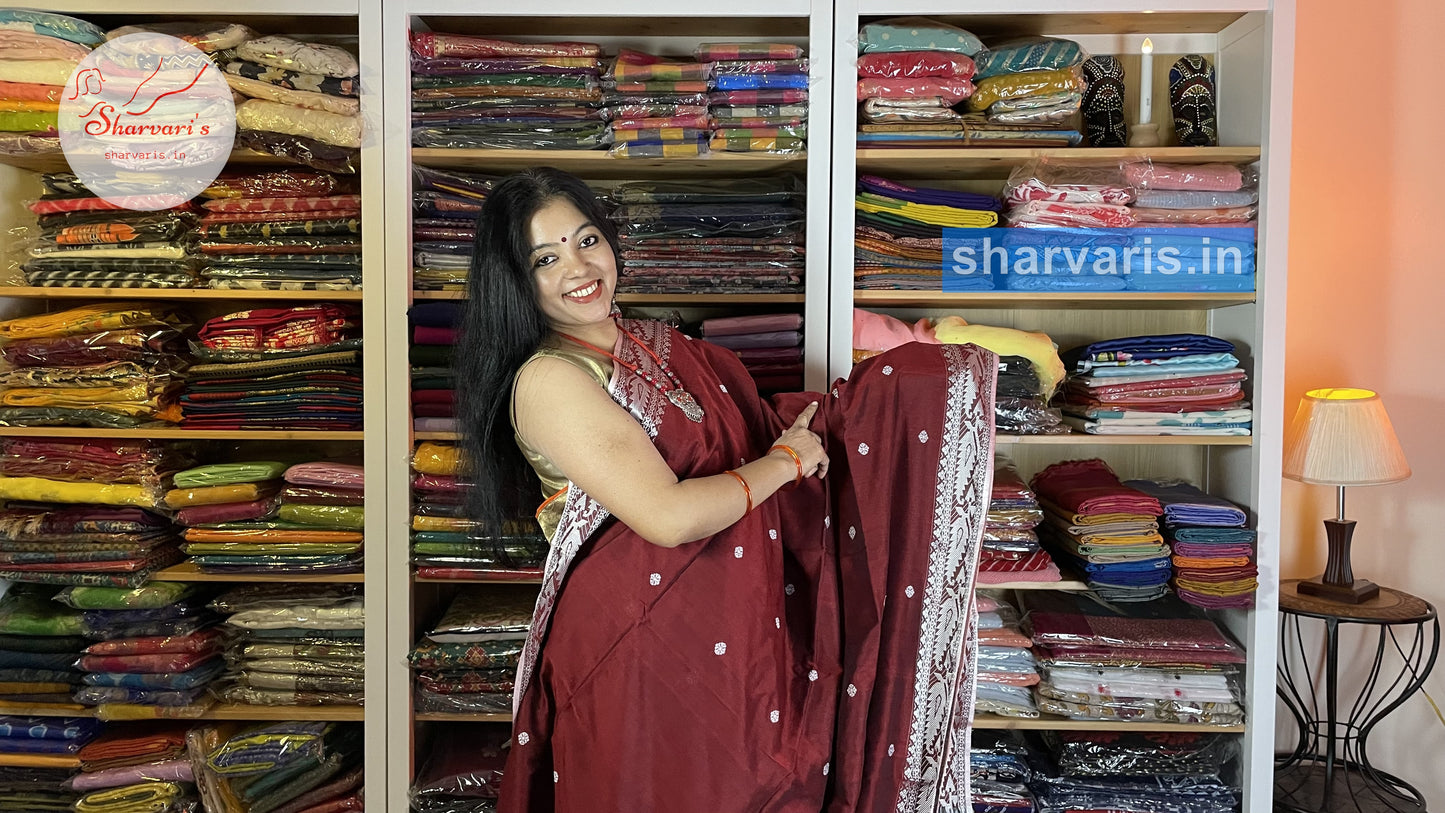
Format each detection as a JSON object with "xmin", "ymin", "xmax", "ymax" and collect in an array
[
  {"xmin": 896, "ymin": 344, "xmax": 998, "ymax": 813},
  {"xmin": 512, "ymin": 320, "xmax": 671, "ymax": 715}
]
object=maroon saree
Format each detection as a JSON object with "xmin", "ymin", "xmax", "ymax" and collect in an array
[{"xmin": 501, "ymin": 319, "xmax": 996, "ymax": 813}]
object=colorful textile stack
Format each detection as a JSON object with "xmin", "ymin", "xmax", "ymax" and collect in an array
[
  {"xmin": 700, "ymin": 314, "xmax": 804, "ymax": 393},
  {"xmin": 410, "ymin": 725, "xmax": 509, "ymax": 813},
  {"xmin": 411, "ymin": 301, "xmax": 462, "ymax": 433},
  {"xmin": 0, "ymin": 439, "xmax": 181, "ymax": 586},
  {"xmin": 603, "ymin": 48, "xmax": 712, "ymax": 158},
  {"xmin": 1022, "ymin": 591, "xmax": 1246, "ymax": 726},
  {"xmin": 0, "ymin": 712, "xmax": 97, "ymax": 772},
  {"xmin": 701, "ymin": 42, "xmax": 809, "ymax": 155},
  {"xmin": 1031, "ymin": 459, "xmax": 1168, "ymax": 602},
  {"xmin": 182, "ymin": 304, "xmax": 363, "ymax": 430},
  {"xmin": 970, "ymin": 731, "xmax": 1037, "ymax": 813},
  {"xmin": 0, "ymin": 585, "xmax": 86, "ymax": 713},
  {"xmin": 21, "ymin": 173, "xmax": 201, "ymax": 289},
  {"xmin": 1127, "ymin": 480, "xmax": 1258, "ymax": 608},
  {"xmin": 0, "ymin": 303, "xmax": 188, "ymax": 428},
  {"xmin": 66, "ymin": 583, "xmax": 223, "ymax": 721},
  {"xmin": 195, "ymin": 169, "xmax": 362, "ymax": 291},
  {"xmin": 170, "ymin": 460, "xmax": 286, "ymax": 573},
  {"xmin": 410, "ymin": 32, "xmax": 606, "ymax": 150},
  {"xmin": 1059, "ymin": 333, "xmax": 1252, "ymax": 436},
  {"xmin": 979, "ymin": 463, "xmax": 1058, "ymax": 585},
  {"xmin": 854, "ymin": 19, "xmax": 979, "ymax": 148},
  {"xmin": 412, "ymin": 166, "xmax": 490, "ymax": 292},
  {"xmin": 210, "ymin": 584, "xmax": 366, "ymax": 707},
  {"xmin": 0, "ymin": 764, "xmax": 80, "ymax": 810},
  {"xmin": 974, "ymin": 591, "xmax": 1040, "ymax": 719},
  {"xmin": 271, "ymin": 461, "xmax": 365, "ymax": 574},
  {"xmin": 197, "ymin": 721, "xmax": 363, "ymax": 812},
  {"xmin": 1032, "ymin": 731, "xmax": 1240, "ymax": 813},
  {"xmin": 410, "ymin": 442, "xmax": 547, "ymax": 581},
  {"xmin": 410, "ymin": 588, "xmax": 532, "ymax": 715},
  {"xmin": 221, "ymin": 32, "xmax": 363, "ymax": 173},
  {"xmin": 1122, "ymin": 160, "xmax": 1257, "ymax": 292},
  {"xmin": 611, "ymin": 177, "xmax": 806, "ymax": 294},
  {"xmin": 0, "ymin": 10, "xmax": 101, "ymax": 157},
  {"xmin": 852, "ymin": 174, "xmax": 1000, "ymax": 291},
  {"xmin": 961, "ymin": 37, "xmax": 1086, "ymax": 146},
  {"xmin": 69, "ymin": 723, "xmax": 195, "ymax": 813},
  {"xmin": 994, "ymin": 160, "xmax": 1135, "ymax": 293}
]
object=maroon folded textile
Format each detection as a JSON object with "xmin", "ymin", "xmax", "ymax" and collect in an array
[
  {"xmin": 700, "ymin": 313, "xmax": 804, "ymax": 337},
  {"xmin": 733, "ymin": 346, "xmax": 804, "ymax": 364},
  {"xmin": 413, "ymin": 326, "xmax": 458, "ymax": 345},
  {"xmin": 280, "ymin": 487, "xmax": 365, "ymax": 506},
  {"xmin": 413, "ymin": 404, "xmax": 456, "ymax": 418},
  {"xmin": 85, "ymin": 629, "xmax": 224, "ymax": 657},
  {"xmin": 175, "ymin": 497, "xmax": 279, "ymax": 527},
  {"xmin": 1023, "ymin": 592, "xmax": 1242, "ymax": 656},
  {"xmin": 412, "ymin": 390, "xmax": 455, "ymax": 406},
  {"xmin": 77, "ymin": 652, "xmax": 220, "ymax": 674},
  {"xmin": 271, "ymin": 765, "xmax": 364, "ymax": 813},
  {"xmin": 294, "ymin": 795, "xmax": 363, "ymax": 813},
  {"xmin": 991, "ymin": 466, "xmax": 1033, "ymax": 502},
  {"xmin": 1030, "ymin": 459, "xmax": 1162, "ymax": 518}
]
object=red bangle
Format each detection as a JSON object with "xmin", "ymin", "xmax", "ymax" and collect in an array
[
  {"xmin": 768, "ymin": 444, "xmax": 804, "ymax": 489},
  {"xmin": 724, "ymin": 469, "xmax": 753, "ymax": 515}
]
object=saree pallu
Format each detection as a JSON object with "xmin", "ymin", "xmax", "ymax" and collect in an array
[{"xmin": 502, "ymin": 321, "xmax": 996, "ymax": 813}]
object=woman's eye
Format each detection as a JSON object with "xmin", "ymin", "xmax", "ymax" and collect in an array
[
  {"xmin": 579, "ymin": 234, "xmax": 598, "ymax": 247},
  {"xmin": 533, "ymin": 255, "xmax": 555, "ymax": 268}
]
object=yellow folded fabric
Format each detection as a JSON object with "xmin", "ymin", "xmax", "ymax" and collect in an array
[
  {"xmin": 76, "ymin": 781, "xmax": 184, "ymax": 813},
  {"xmin": 0, "ymin": 304, "xmax": 182, "ymax": 341},
  {"xmin": 1, "ymin": 382, "xmax": 161, "ymax": 405},
  {"xmin": 855, "ymin": 195, "xmax": 998, "ymax": 228},
  {"xmin": 1175, "ymin": 577, "xmax": 1258, "ymax": 596},
  {"xmin": 1172, "ymin": 555, "xmax": 1253, "ymax": 570},
  {"xmin": 412, "ymin": 441, "xmax": 461, "ymax": 476},
  {"xmin": 931, "ymin": 316, "xmax": 1066, "ymax": 397},
  {"xmin": 164, "ymin": 482, "xmax": 277, "ymax": 510},
  {"xmin": 0, "ymin": 752, "xmax": 80, "ymax": 768},
  {"xmin": 0, "ymin": 475, "xmax": 156, "ymax": 508},
  {"xmin": 412, "ymin": 515, "xmax": 477, "ymax": 533},
  {"xmin": 966, "ymin": 68, "xmax": 1084, "ymax": 112},
  {"xmin": 0, "ymin": 98, "xmax": 59, "ymax": 114}
]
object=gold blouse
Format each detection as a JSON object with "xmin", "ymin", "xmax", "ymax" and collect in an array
[{"xmin": 510, "ymin": 334, "xmax": 613, "ymax": 542}]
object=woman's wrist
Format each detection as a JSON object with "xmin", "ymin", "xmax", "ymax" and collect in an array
[{"xmin": 767, "ymin": 444, "xmax": 804, "ymax": 489}]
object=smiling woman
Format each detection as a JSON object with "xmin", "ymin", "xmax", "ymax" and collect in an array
[{"xmin": 454, "ymin": 167, "xmax": 1000, "ymax": 813}]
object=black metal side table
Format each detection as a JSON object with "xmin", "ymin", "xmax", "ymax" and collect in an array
[{"xmin": 1275, "ymin": 579, "xmax": 1440, "ymax": 813}]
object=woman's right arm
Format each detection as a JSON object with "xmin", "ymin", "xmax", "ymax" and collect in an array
[{"xmin": 512, "ymin": 356, "xmax": 826, "ymax": 548}]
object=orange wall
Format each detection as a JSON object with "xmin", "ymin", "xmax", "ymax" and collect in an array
[{"xmin": 1286, "ymin": 0, "xmax": 1445, "ymax": 798}]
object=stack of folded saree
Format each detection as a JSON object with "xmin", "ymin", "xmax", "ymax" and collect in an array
[
  {"xmin": 969, "ymin": 731, "xmax": 1038, "ymax": 813},
  {"xmin": 853, "ymin": 19, "xmax": 980, "ymax": 148},
  {"xmin": 1032, "ymin": 730, "xmax": 1240, "ymax": 813},
  {"xmin": 978, "ymin": 463, "xmax": 1059, "ymax": 585},
  {"xmin": 0, "ymin": 764, "xmax": 80, "ymax": 811},
  {"xmin": 220, "ymin": 32, "xmax": 362, "ymax": 174},
  {"xmin": 21, "ymin": 174, "xmax": 201, "ymax": 289},
  {"xmin": 411, "ymin": 588, "xmax": 532, "ymax": 715},
  {"xmin": 0, "ymin": 10, "xmax": 102, "ymax": 158},
  {"xmin": 65, "ymin": 583, "xmax": 223, "ymax": 720},
  {"xmin": 961, "ymin": 37, "xmax": 1086, "ymax": 146},
  {"xmin": 68, "ymin": 722, "xmax": 196, "ymax": 813},
  {"xmin": 974, "ymin": 591, "xmax": 1040, "ymax": 719},
  {"xmin": 1032, "ymin": 459, "xmax": 1169, "ymax": 602},
  {"xmin": 1021, "ymin": 591, "xmax": 1246, "ymax": 726},
  {"xmin": 1119, "ymin": 161, "xmax": 1260, "ymax": 293},
  {"xmin": 1059, "ymin": 333, "xmax": 1252, "ymax": 436},
  {"xmin": 181, "ymin": 304, "xmax": 363, "ymax": 430},
  {"xmin": 409, "ymin": 725, "xmax": 509, "ymax": 813},
  {"xmin": 931, "ymin": 317, "xmax": 1068, "ymax": 435},
  {"xmin": 411, "ymin": 302, "xmax": 462, "ymax": 431},
  {"xmin": 852, "ymin": 174, "xmax": 1000, "ymax": 291},
  {"xmin": 0, "ymin": 439, "xmax": 181, "ymax": 586},
  {"xmin": 410, "ymin": 31, "xmax": 606, "ymax": 151},
  {"xmin": 210, "ymin": 584, "xmax": 366, "ymax": 707},
  {"xmin": 1126, "ymin": 480, "xmax": 1258, "ymax": 609},
  {"xmin": 412, "ymin": 166, "xmax": 491, "ymax": 292},
  {"xmin": 0, "ymin": 303, "xmax": 189, "ymax": 428},
  {"xmin": 603, "ymin": 48, "xmax": 712, "ymax": 158},
  {"xmin": 0, "ymin": 585, "xmax": 86, "ymax": 713},
  {"xmin": 199, "ymin": 721, "xmax": 363, "ymax": 813},
  {"xmin": 0, "ymin": 713, "xmax": 98, "ymax": 772},
  {"xmin": 170, "ymin": 460, "xmax": 287, "ymax": 573},
  {"xmin": 268, "ymin": 461, "xmax": 365, "ymax": 575},
  {"xmin": 702, "ymin": 42, "xmax": 809, "ymax": 155},
  {"xmin": 196, "ymin": 169, "xmax": 362, "ymax": 291},
  {"xmin": 610, "ymin": 177, "xmax": 806, "ymax": 294},
  {"xmin": 700, "ymin": 314, "xmax": 804, "ymax": 393},
  {"xmin": 410, "ymin": 442, "xmax": 547, "ymax": 581}
]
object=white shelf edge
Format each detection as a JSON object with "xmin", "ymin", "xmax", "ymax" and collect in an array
[
  {"xmin": 405, "ymin": 0, "xmax": 811, "ymax": 17},
  {"xmin": 39, "ymin": 0, "xmax": 360, "ymax": 13}
]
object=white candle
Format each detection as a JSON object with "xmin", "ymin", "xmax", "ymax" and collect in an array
[{"xmin": 1139, "ymin": 38, "xmax": 1154, "ymax": 125}]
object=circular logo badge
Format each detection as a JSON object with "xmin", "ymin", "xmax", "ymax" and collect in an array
[{"xmin": 58, "ymin": 33, "xmax": 236, "ymax": 211}]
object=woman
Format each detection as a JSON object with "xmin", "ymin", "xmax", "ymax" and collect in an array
[{"xmin": 456, "ymin": 167, "xmax": 998, "ymax": 813}]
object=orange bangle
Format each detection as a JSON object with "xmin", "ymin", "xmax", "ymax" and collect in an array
[
  {"xmin": 724, "ymin": 469, "xmax": 753, "ymax": 516},
  {"xmin": 768, "ymin": 444, "xmax": 804, "ymax": 489}
]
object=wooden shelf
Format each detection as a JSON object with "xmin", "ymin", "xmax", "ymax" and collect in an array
[
  {"xmin": 0, "ymin": 427, "xmax": 364, "ymax": 441},
  {"xmin": 0, "ymin": 148, "xmax": 332, "ymax": 174},
  {"xmin": 414, "ymin": 573, "xmax": 543, "ymax": 585},
  {"xmin": 0, "ymin": 753, "xmax": 78, "ymax": 768},
  {"xmin": 412, "ymin": 291, "xmax": 467, "ymax": 300},
  {"xmin": 972, "ymin": 712, "xmax": 1245, "ymax": 733},
  {"xmin": 415, "ymin": 712, "xmax": 512, "ymax": 722},
  {"xmin": 0, "ymin": 287, "xmax": 362, "ymax": 301},
  {"xmin": 0, "ymin": 701, "xmax": 89, "ymax": 718},
  {"xmin": 412, "ymin": 148, "xmax": 804, "ymax": 179},
  {"xmin": 202, "ymin": 704, "xmax": 364, "ymax": 722},
  {"xmin": 413, "ymin": 291, "xmax": 807, "ymax": 305},
  {"xmin": 854, "ymin": 291, "xmax": 1254, "ymax": 310},
  {"xmin": 854, "ymin": 146, "xmax": 1262, "ymax": 179},
  {"xmin": 995, "ymin": 433, "xmax": 1252, "ymax": 446},
  {"xmin": 153, "ymin": 562, "xmax": 365, "ymax": 583}
]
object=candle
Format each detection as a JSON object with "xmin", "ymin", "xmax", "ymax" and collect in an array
[{"xmin": 1139, "ymin": 37, "xmax": 1154, "ymax": 125}]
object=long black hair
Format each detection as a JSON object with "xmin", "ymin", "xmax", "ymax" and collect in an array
[{"xmin": 455, "ymin": 167, "xmax": 621, "ymax": 536}]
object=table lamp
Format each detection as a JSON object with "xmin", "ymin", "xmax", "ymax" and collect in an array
[{"xmin": 1282, "ymin": 388, "xmax": 1411, "ymax": 604}]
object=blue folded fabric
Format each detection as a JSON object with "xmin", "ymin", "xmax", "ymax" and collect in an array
[
  {"xmin": 409, "ymin": 301, "xmax": 463, "ymax": 328},
  {"xmin": 83, "ymin": 659, "xmax": 225, "ymax": 690},
  {"xmin": 1003, "ymin": 273, "xmax": 1127, "ymax": 291},
  {"xmin": 1124, "ymin": 273, "xmax": 1256, "ymax": 292},
  {"xmin": 713, "ymin": 73, "xmax": 809, "ymax": 90},
  {"xmin": 857, "ymin": 176, "xmax": 1002, "ymax": 212},
  {"xmin": 1124, "ymin": 480, "xmax": 1247, "ymax": 527},
  {"xmin": 1070, "ymin": 333, "xmax": 1236, "ymax": 361},
  {"xmin": 1083, "ymin": 358, "xmax": 1241, "ymax": 378},
  {"xmin": 0, "ymin": 715, "xmax": 98, "ymax": 740},
  {"xmin": 1171, "ymin": 527, "xmax": 1258, "ymax": 544}
]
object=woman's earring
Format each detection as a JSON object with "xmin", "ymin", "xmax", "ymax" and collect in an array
[{"xmin": 609, "ymin": 298, "xmax": 622, "ymax": 318}]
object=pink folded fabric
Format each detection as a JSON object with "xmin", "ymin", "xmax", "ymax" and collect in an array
[
  {"xmin": 284, "ymin": 462, "xmax": 364, "ymax": 489},
  {"xmin": 1006, "ymin": 200, "xmax": 1136, "ymax": 228},
  {"xmin": 78, "ymin": 652, "xmax": 220, "ymax": 674},
  {"xmin": 977, "ymin": 562, "xmax": 1061, "ymax": 584},
  {"xmin": 852, "ymin": 309, "xmax": 940, "ymax": 353},
  {"xmin": 1122, "ymin": 161, "xmax": 1244, "ymax": 192},
  {"xmin": 857, "ymin": 77, "xmax": 975, "ymax": 103},
  {"xmin": 1030, "ymin": 459, "xmax": 1162, "ymax": 519},
  {"xmin": 175, "ymin": 497, "xmax": 278, "ymax": 527},
  {"xmin": 85, "ymin": 629, "xmax": 225, "ymax": 657},
  {"xmin": 1006, "ymin": 179, "xmax": 1134, "ymax": 206},
  {"xmin": 700, "ymin": 313, "xmax": 804, "ymax": 337},
  {"xmin": 68, "ymin": 758, "xmax": 194, "ymax": 791}
]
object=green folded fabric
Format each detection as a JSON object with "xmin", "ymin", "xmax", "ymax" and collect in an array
[
  {"xmin": 55, "ymin": 582, "xmax": 193, "ymax": 610},
  {"xmin": 0, "ymin": 591, "xmax": 83, "ymax": 637},
  {"xmin": 277, "ymin": 503, "xmax": 364, "ymax": 530},
  {"xmin": 174, "ymin": 461, "xmax": 290, "ymax": 488}
]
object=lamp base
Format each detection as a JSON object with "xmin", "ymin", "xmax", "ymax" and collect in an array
[{"xmin": 1297, "ymin": 575, "xmax": 1380, "ymax": 604}]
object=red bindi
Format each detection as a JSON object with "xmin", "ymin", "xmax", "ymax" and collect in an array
[{"xmin": 561, "ymin": 237, "xmax": 567, "ymax": 242}]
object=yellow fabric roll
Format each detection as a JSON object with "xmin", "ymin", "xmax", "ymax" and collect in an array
[
  {"xmin": 164, "ymin": 482, "xmax": 276, "ymax": 510},
  {"xmin": 412, "ymin": 441, "xmax": 461, "ymax": 476},
  {"xmin": 931, "ymin": 316, "xmax": 1066, "ymax": 397},
  {"xmin": 0, "ymin": 304, "xmax": 174, "ymax": 341},
  {"xmin": 966, "ymin": 68, "xmax": 1084, "ymax": 112},
  {"xmin": 0, "ymin": 475, "xmax": 156, "ymax": 508}
]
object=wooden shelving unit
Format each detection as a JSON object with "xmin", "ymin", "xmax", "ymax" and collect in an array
[
  {"xmin": 0, "ymin": 287, "xmax": 363, "ymax": 301},
  {"xmin": 0, "ymin": 427, "xmax": 366, "ymax": 441},
  {"xmin": 153, "ymin": 563, "xmax": 366, "ymax": 584}
]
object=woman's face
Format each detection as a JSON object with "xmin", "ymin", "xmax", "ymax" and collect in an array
[{"xmin": 526, "ymin": 197, "xmax": 618, "ymax": 334}]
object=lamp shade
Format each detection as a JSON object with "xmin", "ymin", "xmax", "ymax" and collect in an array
[{"xmin": 1282, "ymin": 388, "xmax": 1411, "ymax": 486}]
